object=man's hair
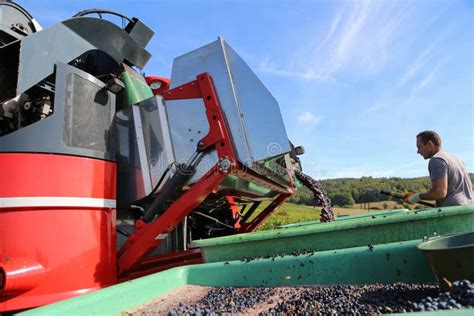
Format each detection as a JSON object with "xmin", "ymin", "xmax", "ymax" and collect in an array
[{"xmin": 417, "ymin": 130, "xmax": 442, "ymax": 146}]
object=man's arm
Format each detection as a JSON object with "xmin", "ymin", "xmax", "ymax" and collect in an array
[
  {"xmin": 404, "ymin": 156, "xmax": 448, "ymax": 204},
  {"xmin": 420, "ymin": 178, "xmax": 448, "ymax": 201}
]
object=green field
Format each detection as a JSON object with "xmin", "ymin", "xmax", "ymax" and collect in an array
[{"xmin": 250, "ymin": 201, "xmax": 405, "ymax": 231}]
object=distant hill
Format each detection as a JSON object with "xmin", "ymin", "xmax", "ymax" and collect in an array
[{"xmin": 290, "ymin": 173, "xmax": 474, "ymax": 207}]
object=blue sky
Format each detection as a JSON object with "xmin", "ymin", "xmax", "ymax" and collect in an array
[{"xmin": 18, "ymin": 0, "xmax": 473, "ymax": 179}]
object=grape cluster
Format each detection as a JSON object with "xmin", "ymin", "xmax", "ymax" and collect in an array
[
  {"xmin": 412, "ymin": 280, "xmax": 474, "ymax": 311},
  {"xmin": 294, "ymin": 170, "xmax": 334, "ymax": 222}
]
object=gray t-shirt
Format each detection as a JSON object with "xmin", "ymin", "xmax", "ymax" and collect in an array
[{"xmin": 429, "ymin": 150, "xmax": 473, "ymax": 206}]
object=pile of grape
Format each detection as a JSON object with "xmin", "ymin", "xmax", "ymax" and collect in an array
[{"xmin": 166, "ymin": 281, "xmax": 474, "ymax": 315}]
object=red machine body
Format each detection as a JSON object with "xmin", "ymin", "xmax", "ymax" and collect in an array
[{"xmin": 0, "ymin": 154, "xmax": 117, "ymax": 311}]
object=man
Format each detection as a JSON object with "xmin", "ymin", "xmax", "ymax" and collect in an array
[{"xmin": 404, "ymin": 130, "xmax": 473, "ymax": 207}]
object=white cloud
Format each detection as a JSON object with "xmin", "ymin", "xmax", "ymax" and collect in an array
[
  {"xmin": 397, "ymin": 23, "xmax": 451, "ymax": 88},
  {"xmin": 319, "ymin": 1, "xmax": 412, "ymax": 77},
  {"xmin": 259, "ymin": 1, "xmax": 411, "ymax": 81},
  {"xmin": 297, "ymin": 112, "xmax": 321, "ymax": 125},
  {"xmin": 328, "ymin": 1, "xmax": 372, "ymax": 74},
  {"xmin": 313, "ymin": 11, "xmax": 343, "ymax": 56},
  {"xmin": 397, "ymin": 41, "xmax": 439, "ymax": 87},
  {"xmin": 412, "ymin": 57, "xmax": 448, "ymax": 94},
  {"xmin": 365, "ymin": 102, "xmax": 390, "ymax": 113},
  {"xmin": 259, "ymin": 57, "xmax": 329, "ymax": 81}
]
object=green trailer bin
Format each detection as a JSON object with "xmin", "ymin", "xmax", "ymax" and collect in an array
[{"xmin": 191, "ymin": 205, "xmax": 474, "ymax": 263}]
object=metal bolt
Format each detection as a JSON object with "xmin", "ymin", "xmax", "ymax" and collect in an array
[{"xmin": 218, "ymin": 158, "xmax": 232, "ymax": 173}]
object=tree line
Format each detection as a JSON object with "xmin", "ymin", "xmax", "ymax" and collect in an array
[{"xmin": 289, "ymin": 174, "xmax": 474, "ymax": 207}]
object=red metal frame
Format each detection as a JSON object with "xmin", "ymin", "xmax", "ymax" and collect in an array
[
  {"xmin": 117, "ymin": 165, "xmax": 225, "ymax": 276},
  {"xmin": 163, "ymin": 73, "xmax": 237, "ymax": 158},
  {"xmin": 239, "ymin": 193, "xmax": 292, "ymax": 233},
  {"xmin": 117, "ymin": 73, "xmax": 236, "ymax": 277},
  {"xmin": 118, "ymin": 249, "xmax": 203, "ymax": 282},
  {"xmin": 235, "ymin": 168, "xmax": 296, "ymax": 232},
  {"xmin": 117, "ymin": 73, "xmax": 293, "ymax": 278}
]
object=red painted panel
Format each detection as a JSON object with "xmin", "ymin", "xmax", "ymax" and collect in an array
[
  {"xmin": 0, "ymin": 153, "xmax": 117, "ymax": 312},
  {"xmin": 0, "ymin": 153, "xmax": 116, "ymax": 199}
]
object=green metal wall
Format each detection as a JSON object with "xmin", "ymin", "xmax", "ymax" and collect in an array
[{"xmin": 191, "ymin": 206, "xmax": 474, "ymax": 262}]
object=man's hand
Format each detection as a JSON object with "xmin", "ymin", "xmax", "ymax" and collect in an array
[{"xmin": 403, "ymin": 192, "xmax": 421, "ymax": 204}]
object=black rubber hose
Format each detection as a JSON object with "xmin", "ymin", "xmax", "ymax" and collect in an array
[
  {"xmin": 72, "ymin": 9, "xmax": 133, "ymax": 23},
  {"xmin": 142, "ymin": 163, "xmax": 196, "ymax": 223}
]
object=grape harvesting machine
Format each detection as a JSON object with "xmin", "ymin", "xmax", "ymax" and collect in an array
[
  {"xmin": 1, "ymin": 2, "xmax": 473, "ymax": 315},
  {"xmin": 0, "ymin": 1, "xmax": 309, "ymax": 311}
]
